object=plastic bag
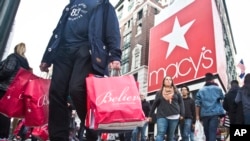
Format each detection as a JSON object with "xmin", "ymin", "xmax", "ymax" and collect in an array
[{"xmin": 194, "ymin": 120, "xmax": 206, "ymax": 141}]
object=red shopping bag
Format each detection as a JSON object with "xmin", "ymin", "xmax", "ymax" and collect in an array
[
  {"xmin": 0, "ymin": 68, "xmax": 37, "ymax": 118},
  {"xmin": 23, "ymin": 78, "xmax": 50, "ymax": 127},
  {"xmin": 32, "ymin": 124, "xmax": 49, "ymax": 141},
  {"xmin": 85, "ymin": 74, "xmax": 146, "ymax": 130},
  {"xmin": 101, "ymin": 132, "xmax": 117, "ymax": 140},
  {"xmin": 13, "ymin": 119, "xmax": 26, "ymax": 136}
]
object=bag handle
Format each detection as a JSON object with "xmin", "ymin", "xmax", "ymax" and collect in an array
[
  {"xmin": 110, "ymin": 69, "xmax": 121, "ymax": 77},
  {"xmin": 40, "ymin": 72, "xmax": 51, "ymax": 79}
]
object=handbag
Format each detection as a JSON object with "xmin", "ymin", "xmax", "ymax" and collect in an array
[
  {"xmin": 13, "ymin": 119, "xmax": 26, "ymax": 136},
  {"xmin": 85, "ymin": 74, "xmax": 146, "ymax": 130},
  {"xmin": 194, "ymin": 120, "xmax": 206, "ymax": 141},
  {"xmin": 101, "ymin": 132, "xmax": 117, "ymax": 140},
  {"xmin": 0, "ymin": 68, "xmax": 37, "ymax": 117},
  {"xmin": 23, "ymin": 77, "xmax": 50, "ymax": 127},
  {"xmin": 32, "ymin": 124, "xmax": 49, "ymax": 141}
]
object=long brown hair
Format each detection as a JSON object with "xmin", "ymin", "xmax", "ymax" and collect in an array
[{"xmin": 160, "ymin": 75, "xmax": 179, "ymax": 94}]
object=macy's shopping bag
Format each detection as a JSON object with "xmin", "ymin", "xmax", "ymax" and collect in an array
[
  {"xmin": 0, "ymin": 68, "xmax": 37, "ymax": 118},
  {"xmin": 85, "ymin": 74, "xmax": 146, "ymax": 130},
  {"xmin": 23, "ymin": 78, "xmax": 50, "ymax": 127},
  {"xmin": 32, "ymin": 124, "xmax": 49, "ymax": 141}
]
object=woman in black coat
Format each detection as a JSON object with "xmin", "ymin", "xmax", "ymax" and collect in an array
[{"xmin": 0, "ymin": 42, "xmax": 32, "ymax": 139}]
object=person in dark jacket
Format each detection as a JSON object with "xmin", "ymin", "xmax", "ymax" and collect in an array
[
  {"xmin": 179, "ymin": 85, "xmax": 195, "ymax": 141},
  {"xmin": 132, "ymin": 94, "xmax": 151, "ymax": 141},
  {"xmin": 235, "ymin": 73, "xmax": 250, "ymax": 125},
  {"xmin": 0, "ymin": 42, "xmax": 32, "ymax": 139},
  {"xmin": 148, "ymin": 76, "xmax": 185, "ymax": 141},
  {"xmin": 39, "ymin": 0, "xmax": 121, "ymax": 141},
  {"xmin": 223, "ymin": 80, "xmax": 244, "ymax": 124}
]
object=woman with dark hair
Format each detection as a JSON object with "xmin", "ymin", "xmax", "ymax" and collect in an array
[
  {"xmin": 0, "ymin": 42, "xmax": 32, "ymax": 139},
  {"xmin": 148, "ymin": 76, "xmax": 185, "ymax": 141},
  {"xmin": 235, "ymin": 73, "xmax": 250, "ymax": 124}
]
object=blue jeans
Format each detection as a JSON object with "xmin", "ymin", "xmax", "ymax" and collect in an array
[
  {"xmin": 155, "ymin": 118, "xmax": 179, "ymax": 141},
  {"xmin": 190, "ymin": 131, "xmax": 194, "ymax": 141},
  {"xmin": 180, "ymin": 118, "xmax": 192, "ymax": 141},
  {"xmin": 132, "ymin": 123, "xmax": 148, "ymax": 141},
  {"xmin": 201, "ymin": 115, "xmax": 219, "ymax": 141}
]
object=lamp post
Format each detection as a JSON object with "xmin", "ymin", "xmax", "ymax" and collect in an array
[{"xmin": 0, "ymin": 0, "xmax": 20, "ymax": 60}]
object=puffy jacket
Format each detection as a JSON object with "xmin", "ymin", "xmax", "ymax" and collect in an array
[
  {"xmin": 0, "ymin": 53, "xmax": 31, "ymax": 91},
  {"xmin": 41, "ymin": 0, "xmax": 121, "ymax": 75}
]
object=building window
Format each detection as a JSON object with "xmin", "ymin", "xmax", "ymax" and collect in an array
[
  {"xmin": 122, "ymin": 47, "xmax": 131, "ymax": 61},
  {"xmin": 122, "ymin": 62, "xmax": 129, "ymax": 74},
  {"xmin": 132, "ymin": 44, "xmax": 142, "ymax": 70},
  {"xmin": 123, "ymin": 33, "xmax": 131, "ymax": 45},
  {"xmin": 134, "ymin": 48, "xmax": 140, "ymax": 69},
  {"xmin": 125, "ymin": 20, "xmax": 131, "ymax": 31},
  {"xmin": 128, "ymin": 0, "xmax": 134, "ymax": 11},
  {"xmin": 121, "ymin": 46, "xmax": 130, "ymax": 74},
  {"xmin": 138, "ymin": 9, "xmax": 143, "ymax": 20},
  {"xmin": 117, "ymin": 5, "xmax": 124, "ymax": 19},
  {"xmin": 133, "ymin": 73, "xmax": 138, "ymax": 81},
  {"xmin": 154, "ymin": 8, "xmax": 159, "ymax": 15},
  {"xmin": 136, "ymin": 23, "xmax": 142, "ymax": 35}
]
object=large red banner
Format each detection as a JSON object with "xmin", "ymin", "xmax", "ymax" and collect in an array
[{"xmin": 148, "ymin": 0, "xmax": 226, "ymax": 92}]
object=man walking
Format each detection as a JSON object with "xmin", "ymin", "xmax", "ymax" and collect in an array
[
  {"xmin": 179, "ymin": 85, "xmax": 195, "ymax": 141},
  {"xmin": 195, "ymin": 73, "xmax": 225, "ymax": 141},
  {"xmin": 39, "ymin": 0, "xmax": 121, "ymax": 140}
]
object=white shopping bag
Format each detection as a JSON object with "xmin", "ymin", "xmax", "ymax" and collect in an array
[{"xmin": 194, "ymin": 120, "xmax": 206, "ymax": 141}]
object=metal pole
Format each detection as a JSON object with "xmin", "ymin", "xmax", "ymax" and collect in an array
[{"xmin": 0, "ymin": 0, "xmax": 21, "ymax": 60}]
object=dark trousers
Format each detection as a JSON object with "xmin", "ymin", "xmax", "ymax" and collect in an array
[
  {"xmin": 48, "ymin": 46, "xmax": 97, "ymax": 141},
  {"xmin": 0, "ymin": 90, "xmax": 10, "ymax": 139},
  {"xmin": 0, "ymin": 113, "xmax": 10, "ymax": 138}
]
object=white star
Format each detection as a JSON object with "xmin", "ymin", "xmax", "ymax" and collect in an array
[{"xmin": 161, "ymin": 17, "xmax": 195, "ymax": 58}]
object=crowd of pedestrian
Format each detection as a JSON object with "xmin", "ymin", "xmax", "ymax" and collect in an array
[{"xmin": 1, "ymin": 43, "xmax": 249, "ymax": 141}]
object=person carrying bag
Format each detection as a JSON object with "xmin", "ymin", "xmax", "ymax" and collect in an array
[{"xmin": 0, "ymin": 43, "xmax": 33, "ymax": 139}]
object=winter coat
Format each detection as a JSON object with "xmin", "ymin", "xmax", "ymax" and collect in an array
[
  {"xmin": 223, "ymin": 86, "xmax": 244, "ymax": 124},
  {"xmin": 235, "ymin": 85, "xmax": 250, "ymax": 123},
  {"xmin": 41, "ymin": 0, "xmax": 121, "ymax": 75},
  {"xmin": 182, "ymin": 97, "xmax": 196, "ymax": 124},
  {"xmin": 0, "ymin": 53, "xmax": 31, "ymax": 92},
  {"xmin": 141, "ymin": 99, "xmax": 151, "ymax": 117}
]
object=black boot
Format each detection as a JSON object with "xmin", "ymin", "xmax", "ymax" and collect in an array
[
  {"xmin": 85, "ymin": 128, "xmax": 98, "ymax": 141},
  {"xmin": 77, "ymin": 125, "xmax": 86, "ymax": 141}
]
